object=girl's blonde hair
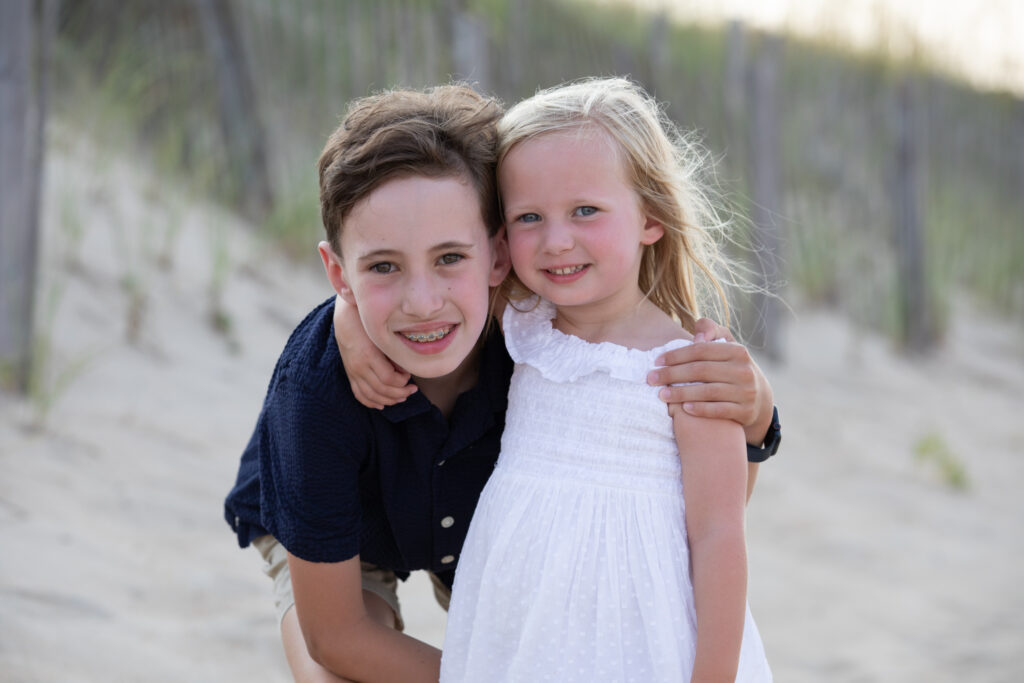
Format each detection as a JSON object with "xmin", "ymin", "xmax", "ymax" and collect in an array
[{"xmin": 498, "ymin": 77, "xmax": 736, "ymax": 332}]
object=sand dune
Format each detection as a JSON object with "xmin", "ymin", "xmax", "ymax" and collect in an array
[{"xmin": 1, "ymin": 134, "xmax": 1021, "ymax": 682}]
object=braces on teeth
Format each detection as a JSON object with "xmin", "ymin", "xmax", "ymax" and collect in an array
[{"xmin": 404, "ymin": 327, "xmax": 452, "ymax": 342}]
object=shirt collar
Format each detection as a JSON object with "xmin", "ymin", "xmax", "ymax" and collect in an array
[{"xmin": 380, "ymin": 389, "xmax": 434, "ymax": 423}]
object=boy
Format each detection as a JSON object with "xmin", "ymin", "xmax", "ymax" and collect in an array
[{"xmin": 225, "ymin": 85, "xmax": 779, "ymax": 682}]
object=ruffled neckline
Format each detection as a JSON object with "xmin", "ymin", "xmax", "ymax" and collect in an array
[{"xmin": 503, "ymin": 297, "xmax": 692, "ymax": 383}]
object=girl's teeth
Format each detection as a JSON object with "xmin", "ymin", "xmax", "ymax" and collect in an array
[
  {"xmin": 403, "ymin": 326, "xmax": 452, "ymax": 343},
  {"xmin": 549, "ymin": 265, "xmax": 585, "ymax": 276}
]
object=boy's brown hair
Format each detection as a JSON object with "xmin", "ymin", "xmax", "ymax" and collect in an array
[{"xmin": 318, "ymin": 85, "xmax": 504, "ymax": 256}]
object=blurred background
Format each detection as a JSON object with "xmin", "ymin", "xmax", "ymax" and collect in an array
[{"xmin": 1, "ymin": 1, "xmax": 1022, "ymax": 681}]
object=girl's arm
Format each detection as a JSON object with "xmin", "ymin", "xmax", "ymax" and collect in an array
[
  {"xmin": 651, "ymin": 318, "xmax": 774, "ymax": 448},
  {"xmin": 672, "ymin": 406, "xmax": 748, "ymax": 682},
  {"xmin": 288, "ymin": 552, "xmax": 441, "ymax": 682},
  {"xmin": 333, "ymin": 295, "xmax": 417, "ymax": 409}
]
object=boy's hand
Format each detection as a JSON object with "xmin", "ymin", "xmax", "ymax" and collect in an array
[
  {"xmin": 333, "ymin": 295, "xmax": 417, "ymax": 410},
  {"xmin": 647, "ymin": 317, "xmax": 773, "ymax": 446}
]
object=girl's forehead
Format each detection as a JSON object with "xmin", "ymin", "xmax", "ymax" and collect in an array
[
  {"xmin": 500, "ymin": 128, "xmax": 627, "ymax": 183},
  {"xmin": 504, "ymin": 125, "xmax": 620, "ymax": 164}
]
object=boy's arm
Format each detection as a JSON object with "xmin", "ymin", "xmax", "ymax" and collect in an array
[
  {"xmin": 672, "ymin": 408, "xmax": 748, "ymax": 682},
  {"xmin": 288, "ymin": 552, "xmax": 441, "ymax": 682},
  {"xmin": 333, "ymin": 295, "xmax": 417, "ymax": 409},
  {"xmin": 746, "ymin": 463, "xmax": 759, "ymax": 503},
  {"xmin": 649, "ymin": 317, "xmax": 775, "ymax": 449}
]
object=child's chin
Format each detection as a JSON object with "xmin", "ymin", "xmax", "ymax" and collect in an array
[{"xmin": 402, "ymin": 354, "xmax": 462, "ymax": 379}]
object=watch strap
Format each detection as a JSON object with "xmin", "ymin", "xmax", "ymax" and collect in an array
[{"xmin": 746, "ymin": 405, "xmax": 781, "ymax": 463}]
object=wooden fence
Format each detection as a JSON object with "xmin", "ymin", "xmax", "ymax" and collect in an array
[
  {"xmin": 0, "ymin": 0, "xmax": 56, "ymax": 393},
  {"xmin": 4, "ymin": 0, "xmax": 1022, "ymax": 389}
]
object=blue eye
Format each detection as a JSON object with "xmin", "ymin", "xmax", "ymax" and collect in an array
[
  {"xmin": 518, "ymin": 213, "xmax": 541, "ymax": 223},
  {"xmin": 574, "ymin": 206, "xmax": 598, "ymax": 217},
  {"xmin": 369, "ymin": 262, "xmax": 395, "ymax": 274},
  {"xmin": 438, "ymin": 253, "xmax": 464, "ymax": 265}
]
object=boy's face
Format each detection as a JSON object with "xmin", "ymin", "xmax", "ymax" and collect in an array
[{"xmin": 322, "ymin": 175, "xmax": 508, "ymax": 380}]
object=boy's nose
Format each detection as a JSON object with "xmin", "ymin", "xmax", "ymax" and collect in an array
[{"xmin": 402, "ymin": 276, "xmax": 445, "ymax": 318}]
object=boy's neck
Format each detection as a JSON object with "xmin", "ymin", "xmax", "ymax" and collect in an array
[{"xmin": 412, "ymin": 341, "xmax": 484, "ymax": 419}]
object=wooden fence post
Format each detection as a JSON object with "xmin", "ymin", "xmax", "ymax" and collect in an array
[
  {"xmin": 1018, "ymin": 98, "xmax": 1024, "ymax": 222},
  {"xmin": 503, "ymin": 0, "xmax": 527, "ymax": 97},
  {"xmin": 891, "ymin": 76, "xmax": 936, "ymax": 353},
  {"xmin": 0, "ymin": 0, "xmax": 50, "ymax": 394},
  {"xmin": 447, "ymin": 0, "xmax": 490, "ymax": 92},
  {"xmin": 723, "ymin": 20, "xmax": 747, "ymax": 158},
  {"xmin": 745, "ymin": 33, "xmax": 785, "ymax": 361},
  {"xmin": 647, "ymin": 11, "xmax": 669, "ymax": 96},
  {"xmin": 193, "ymin": 0, "xmax": 274, "ymax": 221},
  {"xmin": 345, "ymin": 2, "xmax": 369, "ymax": 96}
]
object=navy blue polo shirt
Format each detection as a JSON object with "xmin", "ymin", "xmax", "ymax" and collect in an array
[{"xmin": 224, "ymin": 298, "xmax": 512, "ymax": 589}]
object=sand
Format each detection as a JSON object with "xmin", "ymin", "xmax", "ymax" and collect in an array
[{"xmin": 1, "ymin": 133, "xmax": 1022, "ymax": 682}]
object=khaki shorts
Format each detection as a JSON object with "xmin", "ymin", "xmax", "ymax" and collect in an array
[{"xmin": 252, "ymin": 534, "xmax": 451, "ymax": 632}]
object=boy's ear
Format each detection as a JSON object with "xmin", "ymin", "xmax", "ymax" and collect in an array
[
  {"xmin": 640, "ymin": 215, "xmax": 665, "ymax": 246},
  {"xmin": 489, "ymin": 227, "xmax": 512, "ymax": 287},
  {"xmin": 318, "ymin": 241, "xmax": 356, "ymax": 305}
]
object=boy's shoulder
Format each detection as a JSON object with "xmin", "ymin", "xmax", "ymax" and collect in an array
[{"xmin": 270, "ymin": 297, "xmax": 352, "ymax": 403}]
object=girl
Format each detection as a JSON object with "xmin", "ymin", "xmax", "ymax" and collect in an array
[{"xmin": 439, "ymin": 78, "xmax": 772, "ymax": 681}]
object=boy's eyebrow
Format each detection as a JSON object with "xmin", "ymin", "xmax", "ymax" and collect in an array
[
  {"xmin": 356, "ymin": 248, "xmax": 400, "ymax": 264},
  {"xmin": 431, "ymin": 240, "xmax": 477, "ymax": 252},
  {"xmin": 355, "ymin": 241, "xmax": 477, "ymax": 263}
]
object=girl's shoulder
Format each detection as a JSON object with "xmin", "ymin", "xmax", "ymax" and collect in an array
[{"xmin": 628, "ymin": 303, "xmax": 693, "ymax": 351}]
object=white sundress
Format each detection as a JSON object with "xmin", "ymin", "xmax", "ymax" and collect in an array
[{"xmin": 440, "ymin": 299, "xmax": 772, "ymax": 682}]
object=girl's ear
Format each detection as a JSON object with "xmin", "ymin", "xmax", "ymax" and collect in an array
[
  {"xmin": 640, "ymin": 216, "xmax": 665, "ymax": 246},
  {"xmin": 318, "ymin": 241, "xmax": 356, "ymax": 305},
  {"xmin": 488, "ymin": 227, "xmax": 512, "ymax": 287}
]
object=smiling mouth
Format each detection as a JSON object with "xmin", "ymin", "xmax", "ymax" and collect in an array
[
  {"xmin": 401, "ymin": 326, "xmax": 453, "ymax": 343},
  {"xmin": 547, "ymin": 265, "xmax": 587, "ymax": 276}
]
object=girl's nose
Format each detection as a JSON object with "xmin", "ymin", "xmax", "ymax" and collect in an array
[{"xmin": 541, "ymin": 220, "xmax": 574, "ymax": 255}]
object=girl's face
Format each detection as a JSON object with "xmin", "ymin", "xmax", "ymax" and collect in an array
[
  {"xmin": 323, "ymin": 174, "xmax": 509, "ymax": 380},
  {"xmin": 499, "ymin": 128, "xmax": 663, "ymax": 318}
]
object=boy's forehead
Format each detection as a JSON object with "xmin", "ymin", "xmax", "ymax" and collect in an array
[
  {"xmin": 341, "ymin": 174, "xmax": 489, "ymax": 255},
  {"xmin": 355, "ymin": 173, "xmax": 475, "ymax": 213}
]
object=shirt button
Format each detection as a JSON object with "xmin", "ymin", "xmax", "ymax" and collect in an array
[
  {"xmin": 437, "ymin": 459, "xmax": 446, "ymax": 467},
  {"xmin": 441, "ymin": 555, "xmax": 455, "ymax": 564},
  {"xmin": 440, "ymin": 516, "xmax": 454, "ymax": 528}
]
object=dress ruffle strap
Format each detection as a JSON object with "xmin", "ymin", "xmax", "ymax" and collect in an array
[{"xmin": 502, "ymin": 297, "xmax": 692, "ymax": 384}]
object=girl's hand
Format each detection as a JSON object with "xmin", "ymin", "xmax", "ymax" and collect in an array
[
  {"xmin": 333, "ymin": 295, "xmax": 417, "ymax": 410},
  {"xmin": 647, "ymin": 317, "xmax": 774, "ymax": 446}
]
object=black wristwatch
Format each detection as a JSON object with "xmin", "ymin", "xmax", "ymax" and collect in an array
[{"xmin": 746, "ymin": 406, "xmax": 781, "ymax": 463}]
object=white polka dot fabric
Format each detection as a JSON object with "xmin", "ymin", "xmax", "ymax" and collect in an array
[{"xmin": 440, "ymin": 299, "xmax": 771, "ymax": 682}]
